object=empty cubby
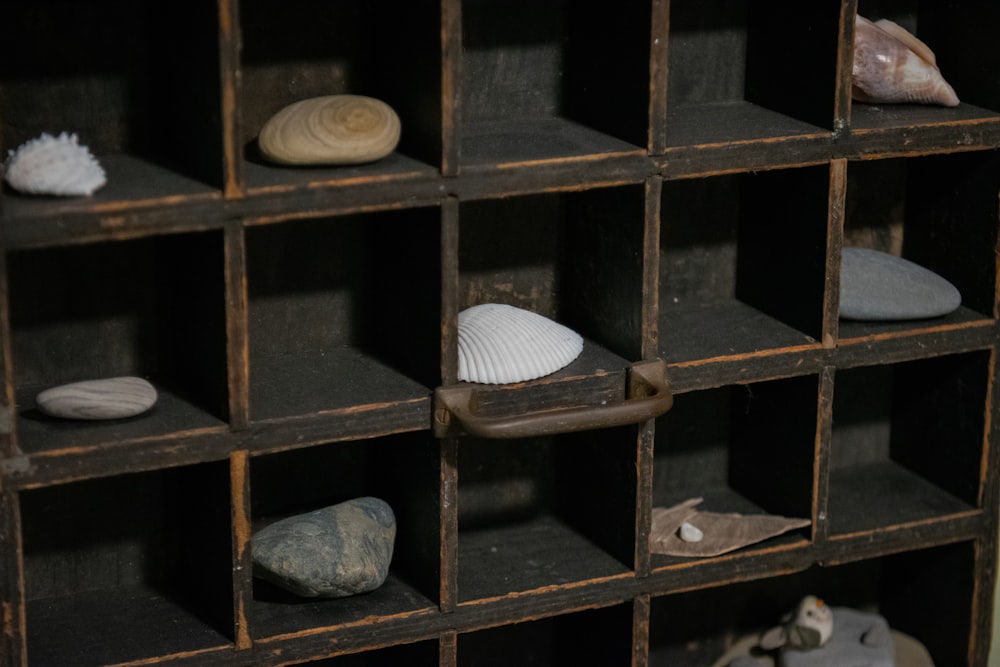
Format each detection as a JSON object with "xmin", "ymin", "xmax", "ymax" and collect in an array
[
  {"xmin": 826, "ymin": 351, "xmax": 988, "ymax": 536},
  {"xmin": 664, "ymin": 0, "xmax": 841, "ymax": 147},
  {"xmin": 238, "ymin": 0, "xmax": 443, "ymax": 185},
  {"xmin": 651, "ymin": 375, "xmax": 818, "ymax": 569},
  {"xmin": 648, "ymin": 540, "xmax": 975, "ymax": 667},
  {"xmin": 6, "ymin": 232, "xmax": 228, "ymax": 454},
  {"xmin": 457, "ymin": 603, "xmax": 635, "ymax": 666},
  {"xmin": 245, "ymin": 208, "xmax": 441, "ymax": 424},
  {"xmin": 457, "ymin": 427, "xmax": 639, "ymax": 602},
  {"xmin": 459, "ymin": 0, "xmax": 651, "ymax": 166},
  {"xmin": 840, "ymin": 151, "xmax": 1000, "ymax": 336},
  {"xmin": 19, "ymin": 462, "xmax": 233, "ymax": 666},
  {"xmin": 248, "ymin": 433, "xmax": 441, "ymax": 639},
  {"xmin": 0, "ymin": 0, "xmax": 224, "ymax": 200},
  {"xmin": 659, "ymin": 166, "xmax": 831, "ymax": 364}
]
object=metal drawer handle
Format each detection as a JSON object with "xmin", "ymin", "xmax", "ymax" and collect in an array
[{"xmin": 433, "ymin": 358, "xmax": 672, "ymax": 439}]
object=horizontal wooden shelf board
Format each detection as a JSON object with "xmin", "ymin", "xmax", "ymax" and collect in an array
[
  {"xmin": 242, "ymin": 152, "xmax": 440, "ymax": 196},
  {"xmin": 249, "ymin": 348, "xmax": 431, "ymax": 423},
  {"xmin": 820, "ymin": 521, "xmax": 983, "ymax": 569},
  {"xmin": 456, "ymin": 513, "xmax": 631, "ymax": 604},
  {"xmin": 664, "ymin": 101, "xmax": 830, "ymax": 148},
  {"xmin": 12, "ymin": 384, "xmax": 227, "ymax": 457},
  {"xmin": 837, "ymin": 307, "xmax": 994, "ymax": 345},
  {"xmin": 251, "ymin": 573, "xmax": 438, "ymax": 644},
  {"xmin": 460, "ymin": 116, "xmax": 644, "ymax": 168},
  {"xmin": 25, "ymin": 584, "xmax": 233, "ymax": 667},
  {"xmin": 850, "ymin": 102, "xmax": 1000, "ymax": 133},
  {"xmin": 826, "ymin": 461, "xmax": 977, "ymax": 537}
]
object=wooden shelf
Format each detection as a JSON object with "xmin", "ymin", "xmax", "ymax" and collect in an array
[{"xmin": 2, "ymin": 1, "xmax": 999, "ymax": 666}]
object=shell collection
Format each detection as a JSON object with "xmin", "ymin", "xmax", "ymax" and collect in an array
[
  {"xmin": 4, "ymin": 132, "xmax": 107, "ymax": 196},
  {"xmin": 852, "ymin": 14, "xmax": 959, "ymax": 107},
  {"xmin": 457, "ymin": 303, "xmax": 584, "ymax": 385},
  {"xmin": 258, "ymin": 94, "xmax": 401, "ymax": 165}
]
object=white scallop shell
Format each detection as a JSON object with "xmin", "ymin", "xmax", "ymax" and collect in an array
[
  {"xmin": 4, "ymin": 132, "xmax": 107, "ymax": 196},
  {"xmin": 852, "ymin": 15, "xmax": 959, "ymax": 107},
  {"xmin": 458, "ymin": 303, "xmax": 584, "ymax": 384},
  {"xmin": 258, "ymin": 94, "xmax": 401, "ymax": 165}
]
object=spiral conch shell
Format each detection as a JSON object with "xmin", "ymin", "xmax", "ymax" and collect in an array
[
  {"xmin": 4, "ymin": 132, "xmax": 107, "ymax": 196},
  {"xmin": 458, "ymin": 303, "xmax": 584, "ymax": 384},
  {"xmin": 258, "ymin": 95, "xmax": 401, "ymax": 165},
  {"xmin": 852, "ymin": 15, "xmax": 959, "ymax": 107}
]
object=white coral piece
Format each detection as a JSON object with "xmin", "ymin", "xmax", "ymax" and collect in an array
[{"xmin": 4, "ymin": 132, "xmax": 106, "ymax": 196}]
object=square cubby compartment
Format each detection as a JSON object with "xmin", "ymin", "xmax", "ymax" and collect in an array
[
  {"xmin": 651, "ymin": 376, "xmax": 817, "ymax": 569},
  {"xmin": 246, "ymin": 208, "xmax": 439, "ymax": 426},
  {"xmin": 827, "ymin": 352, "xmax": 987, "ymax": 536},
  {"xmin": 7, "ymin": 232, "xmax": 228, "ymax": 455},
  {"xmin": 457, "ymin": 604, "xmax": 635, "ymax": 666},
  {"xmin": 0, "ymin": 0, "xmax": 223, "ymax": 213},
  {"xmin": 457, "ymin": 187, "xmax": 644, "ymax": 394},
  {"xmin": 459, "ymin": 0, "xmax": 650, "ymax": 166},
  {"xmin": 840, "ymin": 152, "xmax": 999, "ymax": 339},
  {"xmin": 249, "ymin": 434, "xmax": 439, "ymax": 638},
  {"xmin": 20, "ymin": 462, "xmax": 233, "ymax": 666},
  {"xmin": 664, "ymin": 0, "xmax": 841, "ymax": 147},
  {"xmin": 659, "ymin": 166, "xmax": 829, "ymax": 366},
  {"xmin": 239, "ymin": 0, "xmax": 442, "ymax": 188},
  {"xmin": 648, "ymin": 541, "xmax": 976, "ymax": 667},
  {"xmin": 851, "ymin": 2, "xmax": 1000, "ymax": 130},
  {"xmin": 457, "ymin": 428, "xmax": 638, "ymax": 602}
]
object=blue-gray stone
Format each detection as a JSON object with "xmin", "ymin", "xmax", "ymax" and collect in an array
[
  {"xmin": 252, "ymin": 496, "xmax": 396, "ymax": 598},
  {"xmin": 781, "ymin": 608, "xmax": 893, "ymax": 667},
  {"xmin": 840, "ymin": 247, "xmax": 961, "ymax": 321}
]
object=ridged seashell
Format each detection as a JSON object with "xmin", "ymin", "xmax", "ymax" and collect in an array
[
  {"xmin": 258, "ymin": 95, "xmax": 401, "ymax": 165},
  {"xmin": 458, "ymin": 303, "xmax": 584, "ymax": 385},
  {"xmin": 36, "ymin": 376, "xmax": 157, "ymax": 420},
  {"xmin": 4, "ymin": 132, "xmax": 107, "ymax": 196},
  {"xmin": 852, "ymin": 15, "xmax": 959, "ymax": 107}
]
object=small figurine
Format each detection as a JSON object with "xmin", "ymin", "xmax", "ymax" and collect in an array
[{"xmin": 759, "ymin": 595, "xmax": 834, "ymax": 652}]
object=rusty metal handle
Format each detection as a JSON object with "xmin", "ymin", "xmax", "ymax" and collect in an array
[{"xmin": 433, "ymin": 359, "xmax": 672, "ymax": 439}]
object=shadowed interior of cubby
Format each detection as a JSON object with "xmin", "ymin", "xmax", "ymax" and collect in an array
[
  {"xmin": 659, "ymin": 167, "xmax": 828, "ymax": 363},
  {"xmin": 0, "ymin": 0, "xmax": 224, "ymax": 191},
  {"xmin": 664, "ymin": 0, "xmax": 840, "ymax": 146},
  {"xmin": 459, "ymin": 0, "xmax": 649, "ymax": 164},
  {"xmin": 647, "ymin": 541, "xmax": 975, "ymax": 667},
  {"xmin": 457, "ymin": 603, "xmax": 634, "ymax": 666},
  {"xmin": 840, "ymin": 152, "xmax": 1000, "ymax": 334},
  {"xmin": 248, "ymin": 434, "xmax": 440, "ymax": 637},
  {"xmin": 289, "ymin": 640, "xmax": 439, "ymax": 666},
  {"xmin": 651, "ymin": 376, "xmax": 817, "ymax": 569},
  {"xmin": 6, "ymin": 233, "xmax": 229, "ymax": 454},
  {"xmin": 827, "ymin": 352, "xmax": 988, "ymax": 535},
  {"xmin": 238, "ymin": 0, "xmax": 443, "ymax": 182},
  {"xmin": 19, "ymin": 463, "xmax": 233, "ymax": 666},
  {"xmin": 245, "ymin": 210, "xmax": 441, "ymax": 423},
  {"xmin": 456, "ymin": 427, "xmax": 639, "ymax": 602},
  {"xmin": 459, "ymin": 186, "xmax": 647, "ymax": 364}
]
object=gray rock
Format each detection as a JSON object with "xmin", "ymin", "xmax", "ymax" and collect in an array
[
  {"xmin": 840, "ymin": 247, "xmax": 961, "ymax": 321},
  {"xmin": 36, "ymin": 376, "xmax": 157, "ymax": 420},
  {"xmin": 252, "ymin": 496, "xmax": 396, "ymax": 598},
  {"xmin": 781, "ymin": 607, "xmax": 894, "ymax": 667}
]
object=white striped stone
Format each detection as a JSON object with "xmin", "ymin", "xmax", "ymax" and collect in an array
[{"xmin": 36, "ymin": 376, "xmax": 157, "ymax": 420}]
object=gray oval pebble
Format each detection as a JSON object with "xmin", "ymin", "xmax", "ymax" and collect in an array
[
  {"xmin": 36, "ymin": 376, "xmax": 158, "ymax": 420},
  {"xmin": 840, "ymin": 247, "xmax": 961, "ymax": 321}
]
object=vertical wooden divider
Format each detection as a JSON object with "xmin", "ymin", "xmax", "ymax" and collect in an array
[
  {"xmin": 224, "ymin": 219, "xmax": 250, "ymax": 430},
  {"xmin": 0, "ymin": 252, "xmax": 15, "ymax": 459},
  {"xmin": 218, "ymin": 0, "xmax": 244, "ymax": 199},
  {"xmin": 440, "ymin": 0, "xmax": 462, "ymax": 177},
  {"xmin": 439, "ymin": 627, "xmax": 458, "ymax": 667},
  {"xmin": 647, "ymin": 0, "xmax": 669, "ymax": 156},
  {"xmin": 823, "ymin": 158, "xmax": 847, "ymax": 349},
  {"xmin": 230, "ymin": 449, "xmax": 253, "ymax": 651},
  {"xmin": 631, "ymin": 594, "xmax": 651, "ymax": 667},
  {"xmin": 0, "ymin": 490, "xmax": 24, "ymax": 667},
  {"xmin": 832, "ymin": 0, "xmax": 858, "ymax": 137},
  {"xmin": 813, "ymin": 366, "xmax": 836, "ymax": 545},
  {"xmin": 439, "ymin": 196, "xmax": 461, "ymax": 613}
]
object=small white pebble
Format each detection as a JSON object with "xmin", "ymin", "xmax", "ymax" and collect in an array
[{"xmin": 679, "ymin": 521, "xmax": 703, "ymax": 543}]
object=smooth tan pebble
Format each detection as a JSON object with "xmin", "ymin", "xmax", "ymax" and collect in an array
[{"xmin": 36, "ymin": 376, "xmax": 158, "ymax": 420}]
